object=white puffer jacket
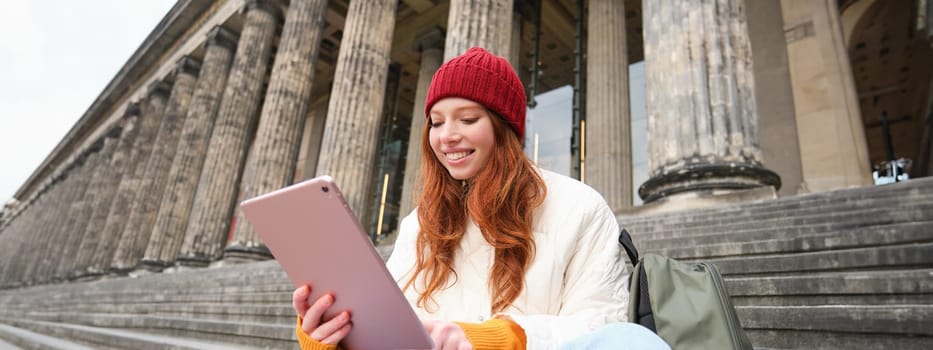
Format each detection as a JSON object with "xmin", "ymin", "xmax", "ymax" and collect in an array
[{"xmin": 387, "ymin": 169, "xmax": 629, "ymax": 349}]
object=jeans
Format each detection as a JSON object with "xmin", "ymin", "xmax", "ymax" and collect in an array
[{"xmin": 561, "ymin": 322, "xmax": 671, "ymax": 350}]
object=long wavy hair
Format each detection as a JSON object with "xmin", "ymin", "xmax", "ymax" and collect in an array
[{"xmin": 403, "ymin": 109, "xmax": 546, "ymax": 314}]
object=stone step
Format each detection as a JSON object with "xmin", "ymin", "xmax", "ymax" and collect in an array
[
  {"xmin": 0, "ymin": 318, "xmax": 266, "ymax": 350},
  {"xmin": 82, "ymin": 267, "xmax": 290, "ymax": 289},
  {"xmin": 0, "ymin": 271, "xmax": 292, "ymax": 296},
  {"xmin": 739, "ymin": 303, "xmax": 933, "ymax": 348},
  {"xmin": 0, "ymin": 273, "xmax": 294, "ymax": 304},
  {"xmin": 738, "ymin": 304, "xmax": 932, "ymax": 335},
  {"xmin": 0, "ymin": 337, "xmax": 24, "ymax": 350},
  {"xmin": 0, "ymin": 323, "xmax": 97, "ymax": 350},
  {"xmin": 630, "ymin": 202, "xmax": 933, "ymax": 244},
  {"xmin": 622, "ymin": 178, "xmax": 933, "ymax": 232},
  {"xmin": 624, "ymin": 195, "xmax": 923, "ymax": 235},
  {"xmin": 747, "ymin": 329, "xmax": 933, "ymax": 350},
  {"xmin": 725, "ymin": 269, "xmax": 933, "ymax": 306},
  {"xmin": 1, "ymin": 260, "xmax": 290, "ymax": 288},
  {"xmin": 651, "ymin": 220, "xmax": 933, "ymax": 259},
  {"xmin": 0, "ymin": 292, "xmax": 293, "ymax": 314},
  {"xmin": 57, "ymin": 303, "xmax": 293, "ymax": 325},
  {"xmin": 0, "ymin": 281, "xmax": 293, "ymax": 301},
  {"xmin": 0, "ymin": 301, "xmax": 295, "ymax": 325},
  {"xmin": 6, "ymin": 313, "xmax": 294, "ymax": 349},
  {"xmin": 706, "ymin": 241, "xmax": 933, "ymax": 276},
  {"xmin": 634, "ymin": 206, "xmax": 933, "ymax": 251}
]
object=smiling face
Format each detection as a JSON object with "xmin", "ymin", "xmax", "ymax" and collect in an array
[{"xmin": 428, "ymin": 97, "xmax": 497, "ymax": 180}]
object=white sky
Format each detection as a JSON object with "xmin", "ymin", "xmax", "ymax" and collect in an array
[{"xmin": 0, "ymin": 1, "xmax": 176, "ymax": 203}]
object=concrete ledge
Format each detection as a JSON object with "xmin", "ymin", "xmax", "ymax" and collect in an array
[
  {"xmin": 2, "ymin": 303, "xmax": 294, "ymax": 325},
  {"xmin": 621, "ymin": 177, "xmax": 933, "ymax": 233},
  {"xmin": 707, "ymin": 242, "xmax": 933, "ymax": 275},
  {"xmin": 0, "ymin": 322, "xmax": 96, "ymax": 350},
  {"xmin": 631, "ymin": 203, "xmax": 933, "ymax": 244},
  {"xmin": 726, "ymin": 269, "xmax": 933, "ymax": 298},
  {"xmin": 747, "ymin": 329, "xmax": 933, "ymax": 350},
  {"xmin": 0, "ymin": 318, "xmax": 264, "ymax": 350},
  {"xmin": 654, "ymin": 221, "xmax": 933, "ymax": 259},
  {"xmin": 737, "ymin": 305, "xmax": 933, "ymax": 335},
  {"xmin": 0, "ymin": 337, "xmax": 22, "ymax": 350},
  {"xmin": 2, "ymin": 313, "xmax": 295, "ymax": 349}
]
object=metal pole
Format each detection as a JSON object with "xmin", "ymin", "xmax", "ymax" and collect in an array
[
  {"xmin": 570, "ymin": 0, "xmax": 586, "ymax": 180},
  {"xmin": 527, "ymin": 0, "xmax": 542, "ymax": 108}
]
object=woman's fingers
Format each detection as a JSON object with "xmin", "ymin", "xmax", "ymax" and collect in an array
[
  {"xmin": 293, "ymin": 288, "xmax": 352, "ymax": 345},
  {"xmin": 424, "ymin": 321, "xmax": 472, "ymax": 350},
  {"xmin": 313, "ymin": 311, "xmax": 352, "ymax": 344},
  {"xmin": 320, "ymin": 322, "xmax": 352, "ymax": 345},
  {"xmin": 292, "ymin": 285, "xmax": 311, "ymax": 316},
  {"xmin": 301, "ymin": 293, "xmax": 334, "ymax": 334}
]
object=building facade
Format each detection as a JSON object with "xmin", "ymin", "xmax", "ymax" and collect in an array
[{"xmin": 0, "ymin": 0, "xmax": 930, "ymax": 287}]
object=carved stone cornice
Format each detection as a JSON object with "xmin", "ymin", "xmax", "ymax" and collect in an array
[
  {"xmin": 147, "ymin": 80, "xmax": 172, "ymax": 98},
  {"xmin": 413, "ymin": 27, "xmax": 445, "ymax": 52},
  {"xmin": 206, "ymin": 25, "xmax": 239, "ymax": 51},
  {"xmin": 245, "ymin": 0, "xmax": 285, "ymax": 21},
  {"xmin": 121, "ymin": 102, "xmax": 141, "ymax": 119},
  {"xmin": 175, "ymin": 55, "xmax": 202, "ymax": 77}
]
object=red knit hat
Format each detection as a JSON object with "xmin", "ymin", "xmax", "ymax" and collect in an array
[{"xmin": 425, "ymin": 47, "xmax": 526, "ymax": 140}]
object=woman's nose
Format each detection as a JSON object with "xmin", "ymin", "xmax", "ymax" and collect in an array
[{"xmin": 439, "ymin": 124, "xmax": 461, "ymax": 143}]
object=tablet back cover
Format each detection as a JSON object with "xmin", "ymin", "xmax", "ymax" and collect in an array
[{"xmin": 240, "ymin": 176, "xmax": 432, "ymax": 350}]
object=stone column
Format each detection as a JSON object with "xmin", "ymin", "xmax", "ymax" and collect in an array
[
  {"xmin": 780, "ymin": 0, "xmax": 871, "ymax": 192},
  {"xmin": 148, "ymin": 27, "xmax": 238, "ymax": 268},
  {"xmin": 182, "ymin": 1, "xmax": 281, "ymax": 266},
  {"xmin": 0, "ymin": 183, "xmax": 37, "ymax": 285},
  {"xmin": 4, "ymin": 182, "xmax": 55, "ymax": 286},
  {"xmin": 746, "ymin": 0, "xmax": 803, "ymax": 197},
  {"xmin": 315, "ymin": 0, "xmax": 398, "ymax": 215},
  {"xmin": 445, "ymin": 0, "xmax": 513, "ymax": 60},
  {"xmin": 1, "ymin": 181, "xmax": 54, "ymax": 286},
  {"xmin": 926, "ymin": 78, "xmax": 933, "ymax": 176},
  {"xmin": 20, "ymin": 172, "xmax": 65, "ymax": 284},
  {"xmin": 399, "ymin": 29, "xmax": 444, "ymax": 220},
  {"xmin": 509, "ymin": 7, "xmax": 522, "ymax": 70},
  {"xmin": 18, "ymin": 183, "xmax": 61, "ymax": 285},
  {"xmin": 54, "ymin": 131, "xmax": 122, "ymax": 280},
  {"xmin": 71, "ymin": 106, "xmax": 141, "ymax": 279},
  {"xmin": 585, "ymin": 0, "xmax": 631, "ymax": 212},
  {"xmin": 32, "ymin": 151, "xmax": 97, "ymax": 284},
  {"xmin": 112, "ymin": 57, "xmax": 200, "ymax": 272},
  {"xmin": 0, "ymin": 206, "xmax": 30, "ymax": 285},
  {"xmin": 92, "ymin": 82, "xmax": 170, "ymax": 275},
  {"xmin": 225, "ymin": 0, "xmax": 329, "ymax": 260},
  {"xmin": 639, "ymin": 0, "xmax": 780, "ymax": 204},
  {"xmin": 295, "ymin": 104, "xmax": 327, "ymax": 181}
]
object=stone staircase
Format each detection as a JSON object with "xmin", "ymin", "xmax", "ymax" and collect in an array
[
  {"xmin": 0, "ymin": 179, "xmax": 930, "ymax": 349},
  {"xmin": 620, "ymin": 177, "xmax": 933, "ymax": 349},
  {"xmin": 0, "ymin": 261, "xmax": 297, "ymax": 349}
]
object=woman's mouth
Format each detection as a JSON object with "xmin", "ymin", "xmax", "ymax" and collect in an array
[{"xmin": 445, "ymin": 150, "xmax": 474, "ymax": 161}]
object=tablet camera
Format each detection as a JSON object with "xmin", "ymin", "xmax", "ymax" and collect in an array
[{"xmin": 321, "ymin": 186, "xmax": 329, "ymax": 193}]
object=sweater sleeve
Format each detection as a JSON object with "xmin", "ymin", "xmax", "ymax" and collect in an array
[
  {"xmin": 455, "ymin": 318, "xmax": 527, "ymax": 350},
  {"xmin": 295, "ymin": 316, "xmax": 339, "ymax": 350}
]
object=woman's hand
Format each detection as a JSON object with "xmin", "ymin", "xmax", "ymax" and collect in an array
[
  {"xmin": 423, "ymin": 320, "xmax": 473, "ymax": 350},
  {"xmin": 292, "ymin": 285, "xmax": 352, "ymax": 344}
]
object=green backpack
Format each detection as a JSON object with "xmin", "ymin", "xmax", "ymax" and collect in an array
[{"xmin": 619, "ymin": 229, "xmax": 753, "ymax": 350}]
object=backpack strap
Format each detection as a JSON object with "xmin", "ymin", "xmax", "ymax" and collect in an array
[{"xmin": 618, "ymin": 229, "xmax": 639, "ymax": 264}]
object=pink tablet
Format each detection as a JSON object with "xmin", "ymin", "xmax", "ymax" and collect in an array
[{"xmin": 240, "ymin": 176, "xmax": 433, "ymax": 350}]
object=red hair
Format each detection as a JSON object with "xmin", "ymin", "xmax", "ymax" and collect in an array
[{"xmin": 404, "ymin": 110, "xmax": 546, "ymax": 314}]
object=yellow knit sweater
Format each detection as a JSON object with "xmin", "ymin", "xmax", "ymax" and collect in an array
[{"xmin": 295, "ymin": 316, "xmax": 526, "ymax": 349}]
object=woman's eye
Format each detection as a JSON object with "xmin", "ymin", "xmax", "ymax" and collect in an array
[
  {"xmin": 429, "ymin": 121, "xmax": 443, "ymax": 128},
  {"xmin": 462, "ymin": 118, "xmax": 477, "ymax": 125}
]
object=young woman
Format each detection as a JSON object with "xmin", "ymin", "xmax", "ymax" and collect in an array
[{"xmin": 293, "ymin": 47, "xmax": 668, "ymax": 350}]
